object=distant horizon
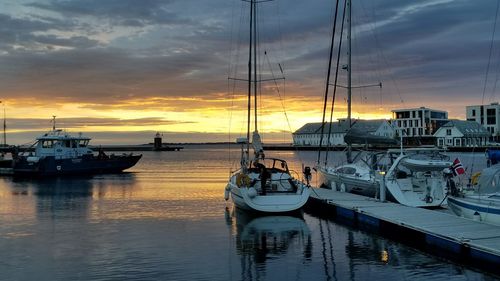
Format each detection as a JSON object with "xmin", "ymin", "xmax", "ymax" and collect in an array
[{"xmin": 4, "ymin": 129, "xmax": 295, "ymax": 146}]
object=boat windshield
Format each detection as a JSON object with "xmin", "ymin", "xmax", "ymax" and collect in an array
[
  {"xmin": 250, "ymin": 158, "xmax": 289, "ymax": 173},
  {"xmin": 79, "ymin": 140, "xmax": 89, "ymax": 147}
]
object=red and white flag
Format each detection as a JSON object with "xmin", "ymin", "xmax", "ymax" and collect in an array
[{"xmin": 451, "ymin": 158, "xmax": 465, "ymax": 176}]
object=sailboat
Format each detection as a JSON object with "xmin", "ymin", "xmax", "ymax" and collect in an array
[
  {"xmin": 315, "ymin": 0, "xmax": 450, "ymax": 208},
  {"xmin": 224, "ymin": 0, "xmax": 310, "ymax": 213},
  {"xmin": 447, "ymin": 162, "xmax": 500, "ymax": 225}
]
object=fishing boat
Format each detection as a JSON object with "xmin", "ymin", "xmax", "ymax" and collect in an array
[
  {"xmin": 13, "ymin": 118, "xmax": 141, "ymax": 176},
  {"xmin": 315, "ymin": 0, "xmax": 451, "ymax": 207},
  {"xmin": 224, "ymin": 0, "xmax": 310, "ymax": 213},
  {"xmin": 448, "ymin": 164, "xmax": 500, "ymax": 225}
]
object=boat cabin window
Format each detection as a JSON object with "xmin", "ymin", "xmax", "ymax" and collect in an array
[
  {"xmin": 63, "ymin": 140, "xmax": 78, "ymax": 148},
  {"xmin": 79, "ymin": 140, "xmax": 89, "ymax": 147},
  {"xmin": 41, "ymin": 140, "xmax": 54, "ymax": 148},
  {"xmin": 336, "ymin": 167, "xmax": 356, "ymax": 175}
]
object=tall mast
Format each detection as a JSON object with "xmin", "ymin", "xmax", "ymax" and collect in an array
[
  {"xmin": 246, "ymin": 0, "xmax": 254, "ymax": 163},
  {"xmin": 253, "ymin": 0, "xmax": 258, "ymax": 132},
  {"xmin": 2, "ymin": 102, "xmax": 5, "ymax": 147},
  {"xmin": 346, "ymin": 0, "xmax": 353, "ymax": 163}
]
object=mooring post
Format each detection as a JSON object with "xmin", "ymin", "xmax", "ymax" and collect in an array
[{"xmin": 377, "ymin": 171, "xmax": 386, "ymax": 202}]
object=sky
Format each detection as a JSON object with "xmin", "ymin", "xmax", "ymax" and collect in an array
[{"xmin": 0, "ymin": 0, "xmax": 499, "ymax": 144}]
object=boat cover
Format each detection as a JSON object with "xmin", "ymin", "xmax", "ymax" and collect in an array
[
  {"xmin": 344, "ymin": 128, "xmax": 399, "ymax": 146},
  {"xmin": 477, "ymin": 164, "xmax": 500, "ymax": 194}
]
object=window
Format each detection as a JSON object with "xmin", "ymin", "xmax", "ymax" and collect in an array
[
  {"xmin": 41, "ymin": 140, "xmax": 54, "ymax": 148},
  {"xmin": 487, "ymin": 108, "xmax": 496, "ymax": 125},
  {"xmin": 409, "ymin": 120, "xmax": 413, "ymax": 127},
  {"xmin": 472, "ymin": 109, "xmax": 476, "ymax": 117},
  {"xmin": 79, "ymin": 140, "xmax": 89, "ymax": 147},
  {"xmin": 446, "ymin": 129, "xmax": 452, "ymax": 136},
  {"xmin": 431, "ymin": 111, "xmax": 446, "ymax": 119},
  {"xmin": 396, "ymin": 111, "xmax": 410, "ymax": 119}
]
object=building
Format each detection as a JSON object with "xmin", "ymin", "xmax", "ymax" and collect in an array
[
  {"xmin": 292, "ymin": 119, "xmax": 396, "ymax": 146},
  {"xmin": 434, "ymin": 120, "xmax": 490, "ymax": 147},
  {"xmin": 392, "ymin": 107, "xmax": 448, "ymax": 144},
  {"xmin": 466, "ymin": 102, "xmax": 500, "ymax": 141}
]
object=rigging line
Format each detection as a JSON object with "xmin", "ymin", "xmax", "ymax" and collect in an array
[
  {"xmin": 264, "ymin": 52, "xmax": 295, "ymax": 143},
  {"xmin": 325, "ymin": 0, "xmax": 347, "ymax": 166},
  {"xmin": 317, "ymin": 0, "xmax": 341, "ymax": 165},
  {"xmin": 470, "ymin": 0, "xmax": 500, "ymax": 181},
  {"xmin": 359, "ymin": 0, "xmax": 404, "ymax": 106},
  {"xmin": 485, "ymin": 0, "xmax": 500, "ymax": 104},
  {"xmin": 263, "ymin": 51, "xmax": 304, "ymax": 164}
]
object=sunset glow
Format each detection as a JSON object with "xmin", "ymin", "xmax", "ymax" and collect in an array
[{"xmin": 0, "ymin": 0, "xmax": 497, "ymax": 144}]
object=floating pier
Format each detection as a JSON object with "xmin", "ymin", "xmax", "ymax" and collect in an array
[{"xmin": 307, "ymin": 188, "xmax": 500, "ymax": 275}]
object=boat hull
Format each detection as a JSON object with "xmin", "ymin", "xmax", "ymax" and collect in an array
[
  {"xmin": 448, "ymin": 196, "xmax": 500, "ymax": 225},
  {"xmin": 13, "ymin": 154, "xmax": 142, "ymax": 176},
  {"xmin": 317, "ymin": 167, "xmax": 378, "ymax": 197},
  {"xmin": 228, "ymin": 181, "xmax": 310, "ymax": 214}
]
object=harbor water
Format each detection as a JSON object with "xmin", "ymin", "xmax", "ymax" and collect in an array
[{"xmin": 0, "ymin": 145, "xmax": 496, "ymax": 281}]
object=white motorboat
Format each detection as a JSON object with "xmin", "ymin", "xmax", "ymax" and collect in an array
[
  {"xmin": 448, "ymin": 164, "xmax": 500, "ymax": 225},
  {"xmin": 224, "ymin": 0, "xmax": 310, "ymax": 214}
]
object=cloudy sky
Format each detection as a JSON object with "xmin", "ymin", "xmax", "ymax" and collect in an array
[{"xmin": 0, "ymin": 0, "xmax": 499, "ymax": 144}]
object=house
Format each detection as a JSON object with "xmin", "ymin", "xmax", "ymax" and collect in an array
[
  {"xmin": 292, "ymin": 119, "xmax": 396, "ymax": 146},
  {"xmin": 466, "ymin": 102, "xmax": 500, "ymax": 141},
  {"xmin": 434, "ymin": 120, "xmax": 490, "ymax": 147},
  {"xmin": 392, "ymin": 107, "xmax": 448, "ymax": 144}
]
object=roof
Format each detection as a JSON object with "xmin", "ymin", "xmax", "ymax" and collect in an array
[
  {"xmin": 351, "ymin": 119, "xmax": 389, "ymax": 133},
  {"xmin": 293, "ymin": 119, "xmax": 389, "ymax": 135},
  {"xmin": 391, "ymin": 107, "xmax": 447, "ymax": 113},
  {"xmin": 438, "ymin": 120, "xmax": 490, "ymax": 137}
]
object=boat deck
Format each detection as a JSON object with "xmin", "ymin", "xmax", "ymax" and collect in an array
[{"xmin": 307, "ymin": 188, "xmax": 500, "ymax": 274}]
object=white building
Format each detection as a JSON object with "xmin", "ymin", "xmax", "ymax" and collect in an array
[
  {"xmin": 392, "ymin": 107, "xmax": 448, "ymax": 144},
  {"xmin": 434, "ymin": 120, "xmax": 490, "ymax": 147},
  {"xmin": 466, "ymin": 102, "xmax": 500, "ymax": 141},
  {"xmin": 292, "ymin": 119, "xmax": 396, "ymax": 146}
]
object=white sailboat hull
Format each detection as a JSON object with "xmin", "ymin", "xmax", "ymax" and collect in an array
[
  {"xmin": 448, "ymin": 196, "xmax": 500, "ymax": 225},
  {"xmin": 227, "ymin": 175, "xmax": 310, "ymax": 213},
  {"xmin": 317, "ymin": 158, "xmax": 448, "ymax": 208},
  {"xmin": 317, "ymin": 166, "xmax": 378, "ymax": 197}
]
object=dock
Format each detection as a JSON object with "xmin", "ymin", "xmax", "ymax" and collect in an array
[{"xmin": 307, "ymin": 188, "xmax": 500, "ymax": 274}]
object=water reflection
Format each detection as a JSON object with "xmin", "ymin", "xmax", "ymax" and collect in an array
[
  {"xmin": 227, "ymin": 208, "xmax": 312, "ymax": 280},
  {"xmin": 6, "ymin": 173, "xmax": 137, "ymax": 220}
]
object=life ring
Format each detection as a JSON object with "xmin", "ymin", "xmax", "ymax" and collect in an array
[
  {"xmin": 236, "ymin": 173, "xmax": 251, "ymax": 187},
  {"xmin": 471, "ymin": 172, "xmax": 481, "ymax": 186}
]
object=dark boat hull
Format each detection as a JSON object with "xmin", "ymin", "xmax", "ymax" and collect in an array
[{"xmin": 13, "ymin": 154, "xmax": 142, "ymax": 176}]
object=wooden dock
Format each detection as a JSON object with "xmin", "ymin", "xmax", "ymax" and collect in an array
[{"xmin": 307, "ymin": 188, "xmax": 500, "ymax": 275}]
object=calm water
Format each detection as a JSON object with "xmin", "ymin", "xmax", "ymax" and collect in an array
[{"xmin": 0, "ymin": 145, "xmax": 496, "ymax": 281}]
